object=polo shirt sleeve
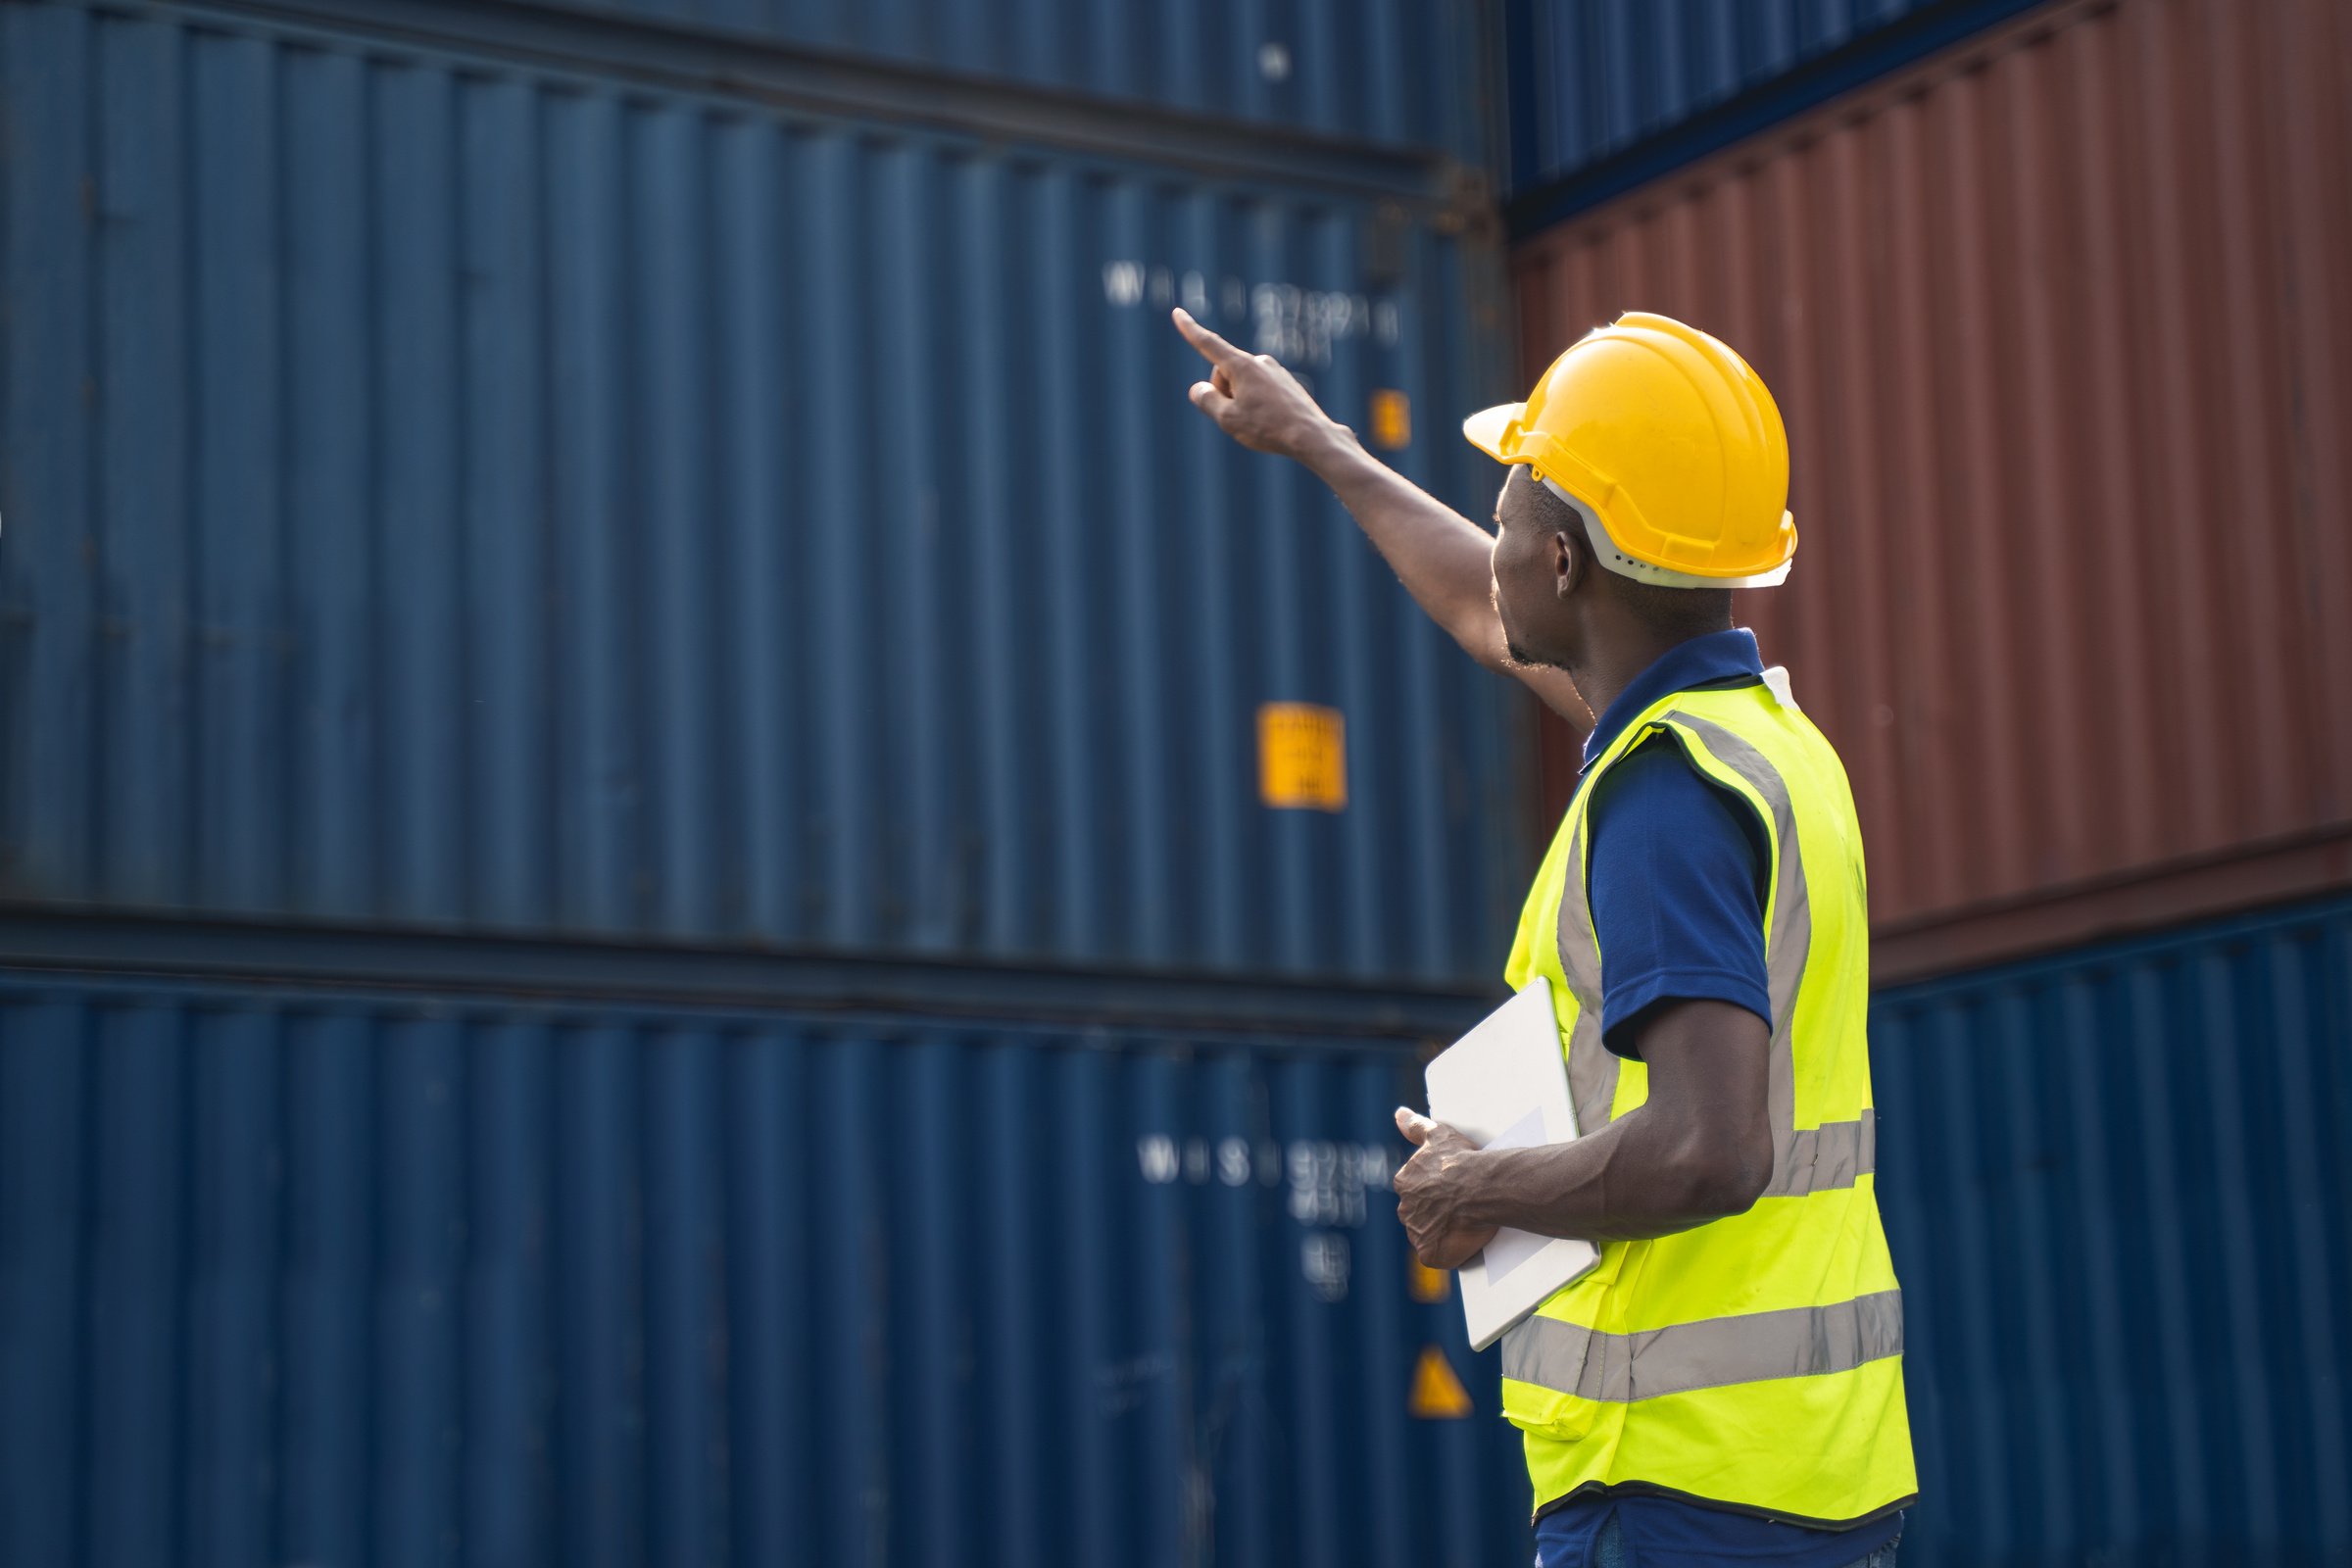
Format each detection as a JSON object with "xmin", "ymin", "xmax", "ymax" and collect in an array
[{"xmin": 1582, "ymin": 736, "xmax": 1772, "ymax": 1058}]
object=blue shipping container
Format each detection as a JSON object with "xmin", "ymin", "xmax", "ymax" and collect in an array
[
  {"xmin": 0, "ymin": 0, "xmax": 1526, "ymax": 986},
  {"xmin": 468, "ymin": 0, "xmax": 1499, "ymax": 162},
  {"xmin": 1874, "ymin": 893, "xmax": 2352, "ymax": 1565},
  {"xmin": 0, "ymin": 961, "xmax": 1535, "ymax": 1567},
  {"xmin": 1503, "ymin": 0, "xmax": 2052, "ymax": 221}
]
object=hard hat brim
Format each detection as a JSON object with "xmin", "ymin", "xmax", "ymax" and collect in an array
[{"xmin": 1461, "ymin": 402, "xmax": 1526, "ymax": 464}]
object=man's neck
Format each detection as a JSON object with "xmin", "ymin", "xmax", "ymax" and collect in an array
[{"xmin": 1564, "ymin": 624, "xmax": 1703, "ymax": 739}]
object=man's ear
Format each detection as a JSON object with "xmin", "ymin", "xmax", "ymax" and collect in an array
[{"xmin": 1552, "ymin": 529, "xmax": 1583, "ymax": 600}]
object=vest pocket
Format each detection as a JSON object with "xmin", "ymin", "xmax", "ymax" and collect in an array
[
  {"xmin": 1500, "ymin": 1362, "xmax": 1599, "ymax": 1442},
  {"xmin": 1495, "ymin": 1243, "xmax": 1637, "ymax": 1442}
]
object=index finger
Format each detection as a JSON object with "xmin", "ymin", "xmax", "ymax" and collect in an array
[{"xmin": 1172, "ymin": 307, "xmax": 1247, "ymax": 368}]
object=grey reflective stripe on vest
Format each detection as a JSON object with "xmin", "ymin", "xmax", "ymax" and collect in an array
[
  {"xmin": 1554, "ymin": 710, "xmax": 1872, "ymax": 1197},
  {"xmin": 1763, "ymin": 1110, "xmax": 1876, "ymax": 1199},
  {"xmin": 1667, "ymin": 712, "xmax": 1811, "ymax": 1147},
  {"xmin": 1501, "ymin": 1289, "xmax": 1904, "ymax": 1403},
  {"xmin": 1554, "ymin": 813, "xmax": 1618, "ymax": 1137}
]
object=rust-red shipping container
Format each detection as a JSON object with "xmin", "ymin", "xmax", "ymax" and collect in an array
[{"xmin": 1513, "ymin": 0, "xmax": 2352, "ymax": 981}]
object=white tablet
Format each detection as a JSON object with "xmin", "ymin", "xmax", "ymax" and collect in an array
[{"xmin": 1422, "ymin": 976, "xmax": 1599, "ymax": 1350}]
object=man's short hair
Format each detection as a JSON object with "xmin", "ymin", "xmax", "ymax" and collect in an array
[{"xmin": 1529, "ymin": 480, "xmax": 1735, "ymax": 641}]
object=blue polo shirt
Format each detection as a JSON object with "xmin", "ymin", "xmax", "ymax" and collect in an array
[{"xmin": 1535, "ymin": 628, "xmax": 1903, "ymax": 1568}]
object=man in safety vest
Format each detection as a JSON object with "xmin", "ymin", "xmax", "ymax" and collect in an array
[{"xmin": 1174, "ymin": 307, "xmax": 1915, "ymax": 1566}]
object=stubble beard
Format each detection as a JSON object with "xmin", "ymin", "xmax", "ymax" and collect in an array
[{"xmin": 1494, "ymin": 578, "xmax": 1554, "ymax": 672}]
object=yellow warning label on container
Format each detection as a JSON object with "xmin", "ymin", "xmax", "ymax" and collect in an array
[
  {"xmin": 1408, "ymin": 1258, "xmax": 1451, "ymax": 1303},
  {"xmin": 1257, "ymin": 703, "xmax": 1348, "ymax": 811},
  {"xmin": 1408, "ymin": 1344, "xmax": 1474, "ymax": 1419},
  {"xmin": 1368, "ymin": 389, "xmax": 1412, "ymax": 450}
]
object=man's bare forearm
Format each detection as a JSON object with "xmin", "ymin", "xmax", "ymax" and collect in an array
[
  {"xmin": 1449, "ymin": 1103, "xmax": 1763, "ymax": 1244},
  {"xmin": 1440, "ymin": 999, "xmax": 1780, "ymax": 1245},
  {"xmin": 1293, "ymin": 422, "xmax": 1509, "ymax": 668},
  {"xmin": 1172, "ymin": 308, "xmax": 1585, "ymax": 721}
]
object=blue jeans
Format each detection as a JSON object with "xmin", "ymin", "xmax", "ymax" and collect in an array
[{"xmin": 1570, "ymin": 1513, "xmax": 1901, "ymax": 1568}]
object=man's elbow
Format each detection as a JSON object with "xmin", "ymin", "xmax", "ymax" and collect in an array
[{"xmin": 1676, "ymin": 1130, "xmax": 1774, "ymax": 1222}]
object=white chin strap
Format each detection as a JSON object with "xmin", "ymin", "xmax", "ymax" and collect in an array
[{"xmin": 1540, "ymin": 477, "xmax": 1792, "ymax": 590}]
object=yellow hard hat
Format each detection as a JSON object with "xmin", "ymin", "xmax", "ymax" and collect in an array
[{"xmin": 1463, "ymin": 311, "xmax": 1795, "ymax": 588}]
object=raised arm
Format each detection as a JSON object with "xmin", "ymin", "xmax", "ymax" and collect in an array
[{"xmin": 1173, "ymin": 309, "xmax": 1589, "ymax": 725}]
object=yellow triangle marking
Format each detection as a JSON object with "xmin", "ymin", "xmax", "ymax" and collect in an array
[
  {"xmin": 1408, "ymin": 1258, "xmax": 1451, "ymax": 1303},
  {"xmin": 1408, "ymin": 1344, "xmax": 1474, "ymax": 1420}
]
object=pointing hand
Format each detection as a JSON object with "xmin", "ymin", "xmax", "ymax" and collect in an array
[{"xmin": 1172, "ymin": 307, "xmax": 1342, "ymax": 462}]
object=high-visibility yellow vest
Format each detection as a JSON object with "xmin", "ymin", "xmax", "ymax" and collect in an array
[{"xmin": 1501, "ymin": 674, "xmax": 1917, "ymax": 1525}]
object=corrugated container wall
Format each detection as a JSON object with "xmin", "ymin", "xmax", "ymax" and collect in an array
[
  {"xmin": 0, "ymin": 966, "xmax": 1534, "ymax": 1568},
  {"xmin": 1514, "ymin": 0, "xmax": 2352, "ymax": 979},
  {"xmin": 1872, "ymin": 892, "xmax": 2352, "ymax": 1565},
  {"xmin": 0, "ymin": 0, "xmax": 1527, "ymax": 986},
  {"xmin": 1503, "ymin": 0, "xmax": 2048, "ymax": 215},
  {"xmin": 509, "ymin": 0, "xmax": 1496, "ymax": 161}
]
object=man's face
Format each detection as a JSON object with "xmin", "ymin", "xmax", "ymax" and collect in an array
[{"xmin": 1490, "ymin": 467, "xmax": 1576, "ymax": 670}]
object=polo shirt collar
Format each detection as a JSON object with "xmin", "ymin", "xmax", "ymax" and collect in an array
[{"xmin": 1581, "ymin": 627, "xmax": 1766, "ymax": 769}]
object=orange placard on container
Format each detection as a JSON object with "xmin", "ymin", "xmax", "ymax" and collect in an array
[
  {"xmin": 1258, "ymin": 703, "xmax": 1348, "ymax": 811},
  {"xmin": 1368, "ymin": 388, "xmax": 1411, "ymax": 450},
  {"xmin": 1408, "ymin": 1345, "xmax": 1474, "ymax": 1419}
]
